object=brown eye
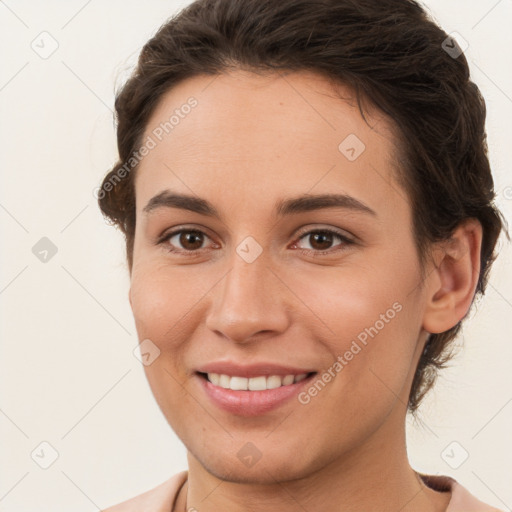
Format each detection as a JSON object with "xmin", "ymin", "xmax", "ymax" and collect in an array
[
  {"xmin": 306, "ymin": 231, "xmax": 335, "ymax": 251},
  {"xmin": 296, "ymin": 229, "xmax": 351, "ymax": 253},
  {"xmin": 162, "ymin": 230, "xmax": 211, "ymax": 252},
  {"xmin": 178, "ymin": 231, "xmax": 204, "ymax": 250}
]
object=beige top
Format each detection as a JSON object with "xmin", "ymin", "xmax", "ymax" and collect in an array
[{"xmin": 100, "ymin": 471, "xmax": 505, "ymax": 512}]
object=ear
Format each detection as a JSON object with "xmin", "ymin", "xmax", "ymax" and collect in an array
[
  {"xmin": 422, "ymin": 219, "xmax": 483, "ymax": 334},
  {"xmin": 128, "ymin": 287, "xmax": 133, "ymax": 310}
]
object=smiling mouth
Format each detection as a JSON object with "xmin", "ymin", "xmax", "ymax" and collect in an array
[{"xmin": 197, "ymin": 371, "xmax": 317, "ymax": 391}]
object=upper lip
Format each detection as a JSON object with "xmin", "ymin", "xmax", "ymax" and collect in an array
[{"xmin": 196, "ymin": 362, "xmax": 316, "ymax": 378}]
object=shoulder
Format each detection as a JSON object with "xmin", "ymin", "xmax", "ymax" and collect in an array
[
  {"xmin": 418, "ymin": 473, "xmax": 505, "ymax": 512},
  {"xmin": 100, "ymin": 471, "xmax": 188, "ymax": 512},
  {"xmin": 448, "ymin": 478, "xmax": 504, "ymax": 512}
]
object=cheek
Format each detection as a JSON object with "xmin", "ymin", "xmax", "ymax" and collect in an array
[
  {"xmin": 285, "ymin": 254, "xmax": 421, "ymax": 392},
  {"xmin": 283, "ymin": 256, "xmax": 412, "ymax": 343},
  {"xmin": 129, "ymin": 264, "xmax": 201, "ymax": 430},
  {"xmin": 289, "ymin": 269, "xmax": 420, "ymax": 444},
  {"xmin": 129, "ymin": 262, "xmax": 205, "ymax": 341}
]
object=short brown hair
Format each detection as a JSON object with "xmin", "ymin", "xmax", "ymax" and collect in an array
[{"xmin": 98, "ymin": 0, "xmax": 507, "ymax": 414}]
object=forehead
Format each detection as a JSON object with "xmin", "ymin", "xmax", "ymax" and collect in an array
[{"xmin": 135, "ymin": 69, "xmax": 408, "ymax": 221}]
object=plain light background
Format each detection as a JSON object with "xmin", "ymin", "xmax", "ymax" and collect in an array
[{"xmin": 0, "ymin": 1, "xmax": 511, "ymax": 511}]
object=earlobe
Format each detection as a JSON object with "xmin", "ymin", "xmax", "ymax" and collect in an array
[{"xmin": 422, "ymin": 219, "xmax": 483, "ymax": 334}]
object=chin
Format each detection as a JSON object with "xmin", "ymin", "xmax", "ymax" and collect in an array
[{"xmin": 187, "ymin": 442, "xmax": 328, "ymax": 485}]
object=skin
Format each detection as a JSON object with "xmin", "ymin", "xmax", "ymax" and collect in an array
[{"xmin": 128, "ymin": 69, "xmax": 482, "ymax": 512}]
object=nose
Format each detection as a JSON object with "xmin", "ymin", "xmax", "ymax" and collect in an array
[{"xmin": 205, "ymin": 251, "xmax": 290, "ymax": 344}]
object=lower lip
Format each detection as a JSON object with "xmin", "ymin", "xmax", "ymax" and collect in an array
[{"xmin": 197, "ymin": 373, "xmax": 316, "ymax": 417}]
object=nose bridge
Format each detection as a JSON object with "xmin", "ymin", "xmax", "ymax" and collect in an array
[{"xmin": 205, "ymin": 245, "xmax": 289, "ymax": 342}]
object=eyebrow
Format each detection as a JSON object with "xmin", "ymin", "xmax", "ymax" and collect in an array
[{"xmin": 142, "ymin": 190, "xmax": 377, "ymax": 218}]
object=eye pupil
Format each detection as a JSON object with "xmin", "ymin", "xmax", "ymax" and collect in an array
[{"xmin": 180, "ymin": 231, "xmax": 204, "ymax": 250}]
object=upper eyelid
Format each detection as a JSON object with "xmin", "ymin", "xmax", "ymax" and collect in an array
[{"xmin": 294, "ymin": 225, "xmax": 354, "ymax": 240}]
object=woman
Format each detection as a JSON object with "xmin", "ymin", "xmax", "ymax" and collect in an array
[{"xmin": 97, "ymin": 0, "xmax": 507, "ymax": 510}]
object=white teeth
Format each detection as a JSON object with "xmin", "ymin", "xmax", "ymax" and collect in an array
[
  {"xmin": 208, "ymin": 373, "xmax": 220, "ymax": 386},
  {"xmin": 230, "ymin": 376, "xmax": 248, "ymax": 390},
  {"xmin": 282, "ymin": 374, "xmax": 295, "ymax": 386},
  {"xmin": 248, "ymin": 376, "xmax": 267, "ymax": 391},
  {"xmin": 266, "ymin": 375, "xmax": 282, "ymax": 389},
  {"xmin": 206, "ymin": 372, "xmax": 310, "ymax": 390},
  {"xmin": 219, "ymin": 374, "xmax": 231, "ymax": 388}
]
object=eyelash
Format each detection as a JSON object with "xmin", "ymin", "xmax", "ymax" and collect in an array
[{"xmin": 157, "ymin": 227, "xmax": 355, "ymax": 257}]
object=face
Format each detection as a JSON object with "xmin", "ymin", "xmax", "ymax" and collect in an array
[{"xmin": 129, "ymin": 69, "xmax": 431, "ymax": 483}]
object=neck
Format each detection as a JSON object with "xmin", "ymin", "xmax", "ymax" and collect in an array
[{"xmin": 177, "ymin": 408, "xmax": 451, "ymax": 512}]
